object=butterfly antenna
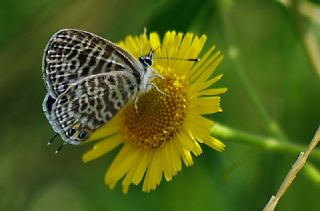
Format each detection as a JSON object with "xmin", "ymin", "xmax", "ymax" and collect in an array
[
  {"xmin": 154, "ymin": 57, "xmax": 200, "ymax": 62},
  {"xmin": 55, "ymin": 142, "xmax": 67, "ymax": 154},
  {"xmin": 153, "ymin": 45, "xmax": 200, "ymax": 62},
  {"xmin": 47, "ymin": 133, "xmax": 59, "ymax": 146}
]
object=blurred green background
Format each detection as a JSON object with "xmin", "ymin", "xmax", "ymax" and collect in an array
[{"xmin": 1, "ymin": 0, "xmax": 319, "ymax": 210}]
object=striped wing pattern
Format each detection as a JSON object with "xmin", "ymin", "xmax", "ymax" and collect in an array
[
  {"xmin": 42, "ymin": 29, "xmax": 144, "ymax": 145},
  {"xmin": 43, "ymin": 29, "xmax": 138, "ymax": 97}
]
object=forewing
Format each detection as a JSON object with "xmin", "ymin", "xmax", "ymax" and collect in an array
[
  {"xmin": 50, "ymin": 71, "xmax": 138, "ymax": 144},
  {"xmin": 43, "ymin": 29, "xmax": 140, "ymax": 97}
]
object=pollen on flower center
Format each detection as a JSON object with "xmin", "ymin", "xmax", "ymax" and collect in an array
[{"xmin": 121, "ymin": 73, "xmax": 187, "ymax": 149}]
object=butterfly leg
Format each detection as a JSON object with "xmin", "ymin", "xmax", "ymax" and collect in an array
[
  {"xmin": 150, "ymin": 69, "xmax": 165, "ymax": 80},
  {"xmin": 148, "ymin": 83, "xmax": 168, "ymax": 96},
  {"xmin": 134, "ymin": 82, "xmax": 167, "ymax": 114},
  {"xmin": 134, "ymin": 95, "xmax": 140, "ymax": 114},
  {"xmin": 150, "ymin": 73, "xmax": 165, "ymax": 80}
]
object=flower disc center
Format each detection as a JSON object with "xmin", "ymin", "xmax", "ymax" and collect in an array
[{"xmin": 121, "ymin": 73, "xmax": 187, "ymax": 149}]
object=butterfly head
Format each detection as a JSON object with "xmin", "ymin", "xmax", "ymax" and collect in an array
[{"xmin": 139, "ymin": 49, "xmax": 154, "ymax": 68}]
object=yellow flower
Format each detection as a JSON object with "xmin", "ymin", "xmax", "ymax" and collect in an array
[{"xmin": 82, "ymin": 31, "xmax": 227, "ymax": 193}]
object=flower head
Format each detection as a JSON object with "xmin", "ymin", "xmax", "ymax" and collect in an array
[{"xmin": 82, "ymin": 31, "xmax": 227, "ymax": 193}]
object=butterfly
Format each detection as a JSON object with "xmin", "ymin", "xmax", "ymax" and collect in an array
[{"xmin": 42, "ymin": 29, "xmax": 159, "ymax": 151}]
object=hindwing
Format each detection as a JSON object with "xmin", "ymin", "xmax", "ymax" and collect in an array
[{"xmin": 47, "ymin": 71, "xmax": 138, "ymax": 145}]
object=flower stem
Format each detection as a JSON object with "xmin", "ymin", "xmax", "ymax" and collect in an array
[{"xmin": 211, "ymin": 123, "xmax": 320, "ymax": 161}]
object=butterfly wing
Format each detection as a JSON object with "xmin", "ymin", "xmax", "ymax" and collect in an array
[
  {"xmin": 43, "ymin": 29, "xmax": 143, "ymax": 98},
  {"xmin": 48, "ymin": 71, "xmax": 138, "ymax": 145}
]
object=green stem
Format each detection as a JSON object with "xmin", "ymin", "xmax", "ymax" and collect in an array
[{"xmin": 211, "ymin": 123, "xmax": 320, "ymax": 161}]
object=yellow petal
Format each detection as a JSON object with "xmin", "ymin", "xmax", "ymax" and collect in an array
[
  {"xmin": 191, "ymin": 140, "xmax": 202, "ymax": 156},
  {"xmin": 162, "ymin": 144, "xmax": 174, "ymax": 181},
  {"xmin": 142, "ymin": 151, "xmax": 162, "ymax": 192},
  {"xmin": 190, "ymin": 74, "xmax": 224, "ymax": 94},
  {"xmin": 105, "ymin": 144, "xmax": 135, "ymax": 189},
  {"xmin": 87, "ymin": 116, "xmax": 121, "ymax": 141},
  {"xmin": 121, "ymin": 148, "xmax": 148, "ymax": 193},
  {"xmin": 196, "ymin": 96, "xmax": 222, "ymax": 114},
  {"xmin": 122, "ymin": 168, "xmax": 134, "ymax": 194},
  {"xmin": 198, "ymin": 88, "xmax": 228, "ymax": 96},
  {"xmin": 82, "ymin": 134, "xmax": 123, "ymax": 163},
  {"xmin": 150, "ymin": 32, "xmax": 161, "ymax": 49},
  {"xmin": 132, "ymin": 150, "xmax": 152, "ymax": 184},
  {"xmin": 191, "ymin": 51, "xmax": 221, "ymax": 83},
  {"xmin": 174, "ymin": 140, "xmax": 193, "ymax": 166},
  {"xmin": 169, "ymin": 141, "xmax": 182, "ymax": 172},
  {"xmin": 204, "ymin": 136, "xmax": 225, "ymax": 152},
  {"xmin": 124, "ymin": 36, "xmax": 139, "ymax": 56},
  {"xmin": 194, "ymin": 54, "xmax": 224, "ymax": 85},
  {"xmin": 189, "ymin": 46, "xmax": 215, "ymax": 77}
]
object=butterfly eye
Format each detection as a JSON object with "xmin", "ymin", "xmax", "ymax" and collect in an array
[
  {"xmin": 78, "ymin": 130, "xmax": 88, "ymax": 140},
  {"xmin": 145, "ymin": 57, "xmax": 152, "ymax": 66},
  {"xmin": 67, "ymin": 128, "xmax": 76, "ymax": 137},
  {"xmin": 139, "ymin": 56, "xmax": 153, "ymax": 67}
]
